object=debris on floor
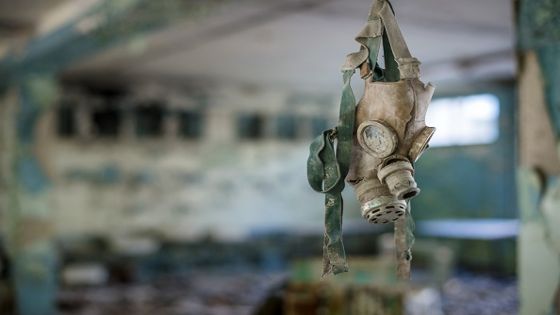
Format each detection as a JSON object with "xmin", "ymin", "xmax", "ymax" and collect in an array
[
  {"xmin": 441, "ymin": 273, "xmax": 518, "ymax": 315},
  {"xmin": 58, "ymin": 272, "xmax": 286, "ymax": 315}
]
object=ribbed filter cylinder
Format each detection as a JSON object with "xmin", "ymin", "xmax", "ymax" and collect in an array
[
  {"xmin": 377, "ymin": 160, "xmax": 419, "ymax": 200},
  {"xmin": 355, "ymin": 178, "xmax": 407, "ymax": 224}
]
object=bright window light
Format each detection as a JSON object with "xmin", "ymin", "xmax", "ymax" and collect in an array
[{"xmin": 426, "ymin": 94, "xmax": 500, "ymax": 147}]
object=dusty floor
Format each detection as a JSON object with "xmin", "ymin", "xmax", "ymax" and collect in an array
[
  {"xmin": 58, "ymin": 272, "xmax": 286, "ymax": 315},
  {"xmin": 56, "ymin": 272, "xmax": 517, "ymax": 315},
  {"xmin": 442, "ymin": 273, "xmax": 518, "ymax": 315}
]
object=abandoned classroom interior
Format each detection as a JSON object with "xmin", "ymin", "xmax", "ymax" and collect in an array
[{"xmin": 0, "ymin": 0, "xmax": 558, "ymax": 314}]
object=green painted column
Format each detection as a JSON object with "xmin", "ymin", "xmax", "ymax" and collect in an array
[
  {"xmin": 2, "ymin": 76, "xmax": 59, "ymax": 315},
  {"xmin": 517, "ymin": 1, "xmax": 560, "ymax": 314}
]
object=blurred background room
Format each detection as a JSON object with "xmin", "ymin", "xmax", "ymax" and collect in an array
[{"xmin": 0, "ymin": 0, "xmax": 559, "ymax": 314}]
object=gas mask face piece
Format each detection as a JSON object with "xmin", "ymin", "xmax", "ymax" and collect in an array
[{"xmin": 347, "ymin": 79, "xmax": 436, "ymax": 224}]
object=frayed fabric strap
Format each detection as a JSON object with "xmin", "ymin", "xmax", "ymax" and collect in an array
[
  {"xmin": 377, "ymin": 0, "xmax": 420, "ymax": 79},
  {"xmin": 307, "ymin": 70, "xmax": 356, "ymax": 276},
  {"xmin": 307, "ymin": 26, "xmax": 382, "ymax": 277}
]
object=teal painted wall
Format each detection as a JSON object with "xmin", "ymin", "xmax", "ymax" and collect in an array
[{"xmin": 413, "ymin": 85, "xmax": 517, "ymax": 221}]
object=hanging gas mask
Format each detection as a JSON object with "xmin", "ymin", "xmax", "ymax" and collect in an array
[
  {"xmin": 306, "ymin": 0, "xmax": 435, "ymax": 275},
  {"xmin": 347, "ymin": 77, "xmax": 436, "ymax": 224}
]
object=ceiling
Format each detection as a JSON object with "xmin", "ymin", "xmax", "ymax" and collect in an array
[
  {"xmin": 0, "ymin": 0, "xmax": 66, "ymax": 32},
  {"xmin": 0, "ymin": 0, "xmax": 67, "ymax": 54},
  {"xmin": 0, "ymin": 0, "xmax": 101, "ymax": 55},
  {"xmin": 9, "ymin": 0, "xmax": 516, "ymax": 92}
]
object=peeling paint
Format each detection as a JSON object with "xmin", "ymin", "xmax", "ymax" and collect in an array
[{"xmin": 517, "ymin": 1, "xmax": 560, "ymax": 312}]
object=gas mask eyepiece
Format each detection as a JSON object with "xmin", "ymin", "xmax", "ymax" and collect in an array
[{"xmin": 357, "ymin": 120, "xmax": 398, "ymax": 159}]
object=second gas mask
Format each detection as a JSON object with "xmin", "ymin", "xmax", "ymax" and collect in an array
[{"xmin": 347, "ymin": 78, "xmax": 435, "ymax": 224}]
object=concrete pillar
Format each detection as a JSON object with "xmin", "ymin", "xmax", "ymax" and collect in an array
[
  {"xmin": 1, "ymin": 76, "xmax": 59, "ymax": 315},
  {"xmin": 517, "ymin": 1, "xmax": 560, "ymax": 314}
]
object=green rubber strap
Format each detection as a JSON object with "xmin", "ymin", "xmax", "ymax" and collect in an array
[
  {"xmin": 383, "ymin": 28, "xmax": 400, "ymax": 82},
  {"xmin": 336, "ymin": 70, "xmax": 357, "ymax": 177},
  {"xmin": 323, "ymin": 69, "xmax": 356, "ymax": 275},
  {"xmin": 307, "ymin": 6, "xmax": 384, "ymax": 275},
  {"xmin": 306, "ymin": 70, "xmax": 356, "ymax": 276}
]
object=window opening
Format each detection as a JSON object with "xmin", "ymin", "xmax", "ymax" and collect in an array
[
  {"xmin": 426, "ymin": 94, "xmax": 500, "ymax": 147},
  {"xmin": 237, "ymin": 113, "xmax": 265, "ymax": 140},
  {"xmin": 134, "ymin": 103, "xmax": 164, "ymax": 138},
  {"xmin": 276, "ymin": 114, "xmax": 298, "ymax": 140},
  {"xmin": 178, "ymin": 110, "xmax": 203, "ymax": 139},
  {"xmin": 92, "ymin": 106, "xmax": 121, "ymax": 138},
  {"xmin": 57, "ymin": 102, "xmax": 76, "ymax": 138}
]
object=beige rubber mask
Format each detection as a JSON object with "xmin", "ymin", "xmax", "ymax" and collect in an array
[
  {"xmin": 345, "ymin": 1, "xmax": 436, "ymax": 225},
  {"xmin": 347, "ymin": 80, "xmax": 435, "ymax": 224}
]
